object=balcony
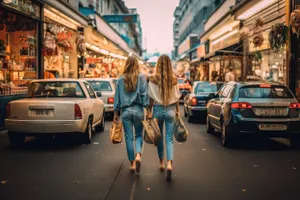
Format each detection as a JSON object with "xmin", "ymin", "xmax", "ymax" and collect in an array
[{"xmin": 174, "ymin": 6, "xmax": 182, "ymax": 17}]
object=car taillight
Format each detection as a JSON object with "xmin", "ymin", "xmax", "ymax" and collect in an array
[
  {"xmin": 108, "ymin": 97, "xmax": 114, "ymax": 104},
  {"xmin": 191, "ymin": 97, "xmax": 197, "ymax": 106},
  {"xmin": 74, "ymin": 104, "xmax": 82, "ymax": 119},
  {"xmin": 6, "ymin": 104, "xmax": 10, "ymax": 118},
  {"xmin": 289, "ymin": 102, "xmax": 300, "ymax": 109},
  {"xmin": 231, "ymin": 102, "xmax": 252, "ymax": 109}
]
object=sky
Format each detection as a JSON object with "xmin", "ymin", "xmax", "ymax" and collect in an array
[{"xmin": 124, "ymin": 0, "xmax": 180, "ymax": 54}]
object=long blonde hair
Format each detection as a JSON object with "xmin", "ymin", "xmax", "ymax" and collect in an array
[
  {"xmin": 153, "ymin": 55, "xmax": 176, "ymax": 106},
  {"xmin": 123, "ymin": 56, "xmax": 140, "ymax": 93}
]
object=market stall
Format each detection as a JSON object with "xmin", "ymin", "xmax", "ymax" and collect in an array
[{"xmin": 0, "ymin": 0, "xmax": 42, "ymax": 129}]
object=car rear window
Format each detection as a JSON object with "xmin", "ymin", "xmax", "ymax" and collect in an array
[
  {"xmin": 88, "ymin": 81, "xmax": 112, "ymax": 92},
  {"xmin": 178, "ymin": 79, "xmax": 185, "ymax": 84},
  {"xmin": 239, "ymin": 85, "xmax": 294, "ymax": 98},
  {"xmin": 194, "ymin": 82, "xmax": 223, "ymax": 93},
  {"xmin": 28, "ymin": 82, "xmax": 85, "ymax": 98}
]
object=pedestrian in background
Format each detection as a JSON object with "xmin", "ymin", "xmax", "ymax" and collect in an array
[
  {"xmin": 147, "ymin": 54, "xmax": 181, "ymax": 180},
  {"xmin": 225, "ymin": 66, "xmax": 235, "ymax": 82},
  {"xmin": 113, "ymin": 56, "xmax": 149, "ymax": 173}
]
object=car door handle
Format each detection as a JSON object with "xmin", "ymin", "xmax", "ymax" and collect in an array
[{"xmin": 93, "ymin": 102, "xmax": 96, "ymax": 105}]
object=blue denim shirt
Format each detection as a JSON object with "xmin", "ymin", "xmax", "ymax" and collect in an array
[{"xmin": 114, "ymin": 74, "xmax": 149, "ymax": 111}]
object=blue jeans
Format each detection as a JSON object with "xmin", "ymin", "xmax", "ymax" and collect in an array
[
  {"xmin": 121, "ymin": 105, "xmax": 144, "ymax": 161},
  {"xmin": 153, "ymin": 104, "xmax": 176, "ymax": 161}
]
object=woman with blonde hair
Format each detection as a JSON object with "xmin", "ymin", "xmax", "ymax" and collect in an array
[
  {"xmin": 147, "ymin": 54, "xmax": 180, "ymax": 180},
  {"xmin": 114, "ymin": 56, "xmax": 149, "ymax": 173}
]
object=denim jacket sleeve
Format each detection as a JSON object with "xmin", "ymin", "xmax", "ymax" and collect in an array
[
  {"xmin": 140, "ymin": 75, "xmax": 150, "ymax": 108},
  {"xmin": 114, "ymin": 80, "xmax": 121, "ymax": 111}
]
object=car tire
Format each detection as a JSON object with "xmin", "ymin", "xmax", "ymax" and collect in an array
[
  {"xmin": 206, "ymin": 116, "xmax": 214, "ymax": 134},
  {"xmin": 9, "ymin": 132, "xmax": 25, "ymax": 147},
  {"xmin": 221, "ymin": 121, "xmax": 234, "ymax": 148},
  {"xmin": 290, "ymin": 138, "xmax": 300, "ymax": 149},
  {"xmin": 83, "ymin": 117, "xmax": 93, "ymax": 144},
  {"xmin": 188, "ymin": 114, "xmax": 194, "ymax": 123},
  {"xmin": 95, "ymin": 113, "xmax": 105, "ymax": 133}
]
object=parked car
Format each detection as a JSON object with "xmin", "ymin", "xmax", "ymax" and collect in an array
[
  {"xmin": 206, "ymin": 81, "xmax": 300, "ymax": 148},
  {"xmin": 178, "ymin": 78, "xmax": 192, "ymax": 102},
  {"xmin": 85, "ymin": 78, "xmax": 115, "ymax": 116},
  {"xmin": 184, "ymin": 81, "xmax": 224, "ymax": 122},
  {"xmin": 5, "ymin": 79, "xmax": 105, "ymax": 146}
]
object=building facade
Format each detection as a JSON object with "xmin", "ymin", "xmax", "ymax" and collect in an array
[{"xmin": 79, "ymin": 0, "xmax": 143, "ymax": 56}]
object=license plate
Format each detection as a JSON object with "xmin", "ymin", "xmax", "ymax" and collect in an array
[
  {"xmin": 254, "ymin": 108, "xmax": 287, "ymax": 116},
  {"xmin": 258, "ymin": 124, "xmax": 287, "ymax": 131},
  {"xmin": 36, "ymin": 110, "xmax": 49, "ymax": 115}
]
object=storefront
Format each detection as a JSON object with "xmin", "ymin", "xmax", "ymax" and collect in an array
[
  {"xmin": 236, "ymin": 0, "xmax": 286, "ymax": 83},
  {"xmin": 0, "ymin": 0, "xmax": 42, "ymax": 129},
  {"xmin": 189, "ymin": 43, "xmax": 209, "ymax": 82},
  {"xmin": 43, "ymin": 7, "xmax": 86, "ymax": 79},
  {"xmin": 201, "ymin": 18, "xmax": 243, "ymax": 82},
  {"xmin": 81, "ymin": 26, "xmax": 129, "ymax": 79}
]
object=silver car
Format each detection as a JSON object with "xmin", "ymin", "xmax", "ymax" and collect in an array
[{"xmin": 85, "ymin": 78, "xmax": 115, "ymax": 115}]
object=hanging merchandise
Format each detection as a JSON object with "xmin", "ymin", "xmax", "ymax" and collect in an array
[
  {"xmin": 76, "ymin": 34, "xmax": 86, "ymax": 56},
  {"xmin": 43, "ymin": 32, "xmax": 57, "ymax": 57},
  {"xmin": 252, "ymin": 18, "xmax": 264, "ymax": 48},
  {"xmin": 269, "ymin": 23, "xmax": 289, "ymax": 52},
  {"xmin": 290, "ymin": 9, "xmax": 300, "ymax": 37},
  {"xmin": 57, "ymin": 31, "xmax": 72, "ymax": 53}
]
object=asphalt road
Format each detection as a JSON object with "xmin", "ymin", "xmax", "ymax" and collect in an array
[{"xmin": 1, "ymin": 107, "xmax": 300, "ymax": 200}]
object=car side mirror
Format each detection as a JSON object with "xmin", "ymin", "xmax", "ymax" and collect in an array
[{"xmin": 96, "ymin": 91, "xmax": 102, "ymax": 97}]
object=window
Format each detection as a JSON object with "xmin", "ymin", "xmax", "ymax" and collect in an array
[
  {"xmin": 88, "ymin": 81, "xmax": 113, "ymax": 92},
  {"xmin": 28, "ymin": 82, "xmax": 85, "ymax": 98},
  {"xmin": 202, "ymin": 7, "xmax": 208, "ymax": 20},
  {"xmin": 84, "ymin": 83, "xmax": 96, "ymax": 99},
  {"xmin": 238, "ymin": 85, "xmax": 294, "ymax": 99},
  {"xmin": 194, "ymin": 82, "xmax": 223, "ymax": 93}
]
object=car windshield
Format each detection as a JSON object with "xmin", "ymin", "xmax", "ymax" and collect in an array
[
  {"xmin": 239, "ymin": 85, "xmax": 294, "ymax": 98},
  {"xmin": 194, "ymin": 82, "xmax": 223, "ymax": 93},
  {"xmin": 28, "ymin": 82, "xmax": 85, "ymax": 98},
  {"xmin": 88, "ymin": 81, "xmax": 112, "ymax": 92}
]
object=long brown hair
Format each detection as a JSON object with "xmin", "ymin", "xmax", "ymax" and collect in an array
[
  {"xmin": 153, "ymin": 54, "xmax": 176, "ymax": 106},
  {"xmin": 123, "ymin": 56, "xmax": 140, "ymax": 92}
]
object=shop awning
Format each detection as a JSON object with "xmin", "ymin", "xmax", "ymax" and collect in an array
[{"xmin": 204, "ymin": 50, "xmax": 243, "ymax": 59}]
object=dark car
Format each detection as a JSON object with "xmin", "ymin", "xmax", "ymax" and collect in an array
[
  {"xmin": 183, "ymin": 81, "xmax": 224, "ymax": 122},
  {"xmin": 206, "ymin": 81, "xmax": 300, "ymax": 148}
]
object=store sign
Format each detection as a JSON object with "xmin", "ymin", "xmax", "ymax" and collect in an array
[
  {"xmin": 44, "ymin": 9, "xmax": 77, "ymax": 30},
  {"xmin": 1, "ymin": 0, "xmax": 39, "ymax": 18},
  {"xmin": 197, "ymin": 45, "xmax": 205, "ymax": 58},
  {"xmin": 102, "ymin": 14, "xmax": 137, "ymax": 23},
  {"xmin": 211, "ymin": 31, "xmax": 240, "ymax": 52}
]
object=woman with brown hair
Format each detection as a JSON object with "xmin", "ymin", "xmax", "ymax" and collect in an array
[
  {"xmin": 147, "ymin": 54, "xmax": 181, "ymax": 180},
  {"xmin": 114, "ymin": 56, "xmax": 149, "ymax": 173}
]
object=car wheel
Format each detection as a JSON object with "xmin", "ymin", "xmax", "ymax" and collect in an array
[
  {"xmin": 188, "ymin": 114, "xmax": 194, "ymax": 123},
  {"xmin": 95, "ymin": 113, "xmax": 105, "ymax": 132},
  {"xmin": 9, "ymin": 132, "xmax": 25, "ymax": 147},
  {"xmin": 290, "ymin": 138, "xmax": 300, "ymax": 149},
  {"xmin": 221, "ymin": 121, "xmax": 234, "ymax": 148},
  {"xmin": 206, "ymin": 116, "xmax": 214, "ymax": 134},
  {"xmin": 83, "ymin": 117, "xmax": 93, "ymax": 144}
]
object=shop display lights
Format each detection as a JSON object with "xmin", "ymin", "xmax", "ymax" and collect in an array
[
  {"xmin": 85, "ymin": 42, "xmax": 127, "ymax": 60},
  {"xmin": 209, "ymin": 21, "xmax": 240, "ymax": 40}
]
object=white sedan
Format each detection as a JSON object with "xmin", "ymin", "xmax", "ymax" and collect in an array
[{"xmin": 5, "ymin": 79, "xmax": 105, "ymax": 146}]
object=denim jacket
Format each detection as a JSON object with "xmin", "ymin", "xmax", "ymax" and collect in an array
[{"xmin": 114, "ymin": 74, "xmax": 149, "ymax": 111}]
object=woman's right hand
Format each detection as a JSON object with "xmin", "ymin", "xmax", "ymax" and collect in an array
[
  {"xmin": 146, "ymin": 112, "xmax": 153, "ymax": 119},
  {"xmin": 113, "ymin": 114, "xmax": 119, "ymax": 123}
]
